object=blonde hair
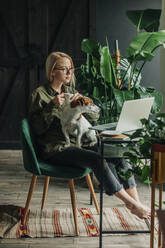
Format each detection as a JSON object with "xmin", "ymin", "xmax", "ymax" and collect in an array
[{"xmin": 45, "ymin": 51, "xmax": 75, "ymax": 85}]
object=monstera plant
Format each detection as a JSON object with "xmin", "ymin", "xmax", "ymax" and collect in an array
[{"xmin": 76, "ymin": 9, "xmax": 164, "ymax": 124}]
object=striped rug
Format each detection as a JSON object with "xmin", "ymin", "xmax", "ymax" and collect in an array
[{"xmin": 0, "ymin": 205, "xmax": 150, "ymax": 238}]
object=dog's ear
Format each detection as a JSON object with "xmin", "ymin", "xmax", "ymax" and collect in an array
[
  {"xmin": 70, "ymin": 99, "xmax": 78, "ymax": 108},
  {"xmin": 70, "ymin": 97, "xmax": 85, "ymax": 108},
  {"xmin": 84, "ymin": 97, "xmax": 93, "ymax": 105},
  {"xmin": 79, "ymin": 97, "xmax": 86, "ymax": 106},
  {"xmin": 70, "ymin": 96, "xmax": 93, "ymax": 108}
]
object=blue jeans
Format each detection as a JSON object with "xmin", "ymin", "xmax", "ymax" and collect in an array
[{"xmin": 46, "ymin": 146, "xmax": 136, "ymax": 196}]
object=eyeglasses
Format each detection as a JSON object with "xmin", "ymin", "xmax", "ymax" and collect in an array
[{"xmin": 54, "ymin": 67, "xmax": 74, "ymax": 74}]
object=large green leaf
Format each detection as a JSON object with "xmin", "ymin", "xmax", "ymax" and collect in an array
[
  {"xmin": 127, "ymin": 31, "xmax": 165, "ymax": 61},
  {"xmin": 112, "ymin": 88, "xmax": 134, "ymax": 112},
  {"xmin": 126, "ymin": 9, "xmax": 161, "ymax": 32},
  {"xmin": 92, "ymin": 56, "xmax": 100, "ymax": 73},
  {"xmin": 150, "ymin": 91, "xmax": 163, "ymax": 113},
  {"xmin": 81, "ymin": 39, "xmax": 100, "ymax": 55},
  {"xmin": 100, "ymin": 46, "xmax": 112, "ymax": 83},
  {"xmin": 134, "ymin": 87, "xmax": 163, "ymax": 113},
  {"xmin": 93, "ymin": 87, "xmax": 100, "ymax": 98}
]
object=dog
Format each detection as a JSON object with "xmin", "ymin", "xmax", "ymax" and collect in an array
[{"xmin": 60, "ymin": 93, "xmax": 100, "ymax": 148}]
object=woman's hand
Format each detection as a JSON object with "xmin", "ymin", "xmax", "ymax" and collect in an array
[
  {"xmin": 53, "ymin": 93, "xmax": 65, "ymax": 106},
  {"xmin": 70, "ymin": 92, "xmax": 83, "ymax": 102}
]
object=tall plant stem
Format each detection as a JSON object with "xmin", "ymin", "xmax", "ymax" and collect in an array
[
  {"xmin": 109, "ymin": 54, "xmax": 118, "ymax": 87},
  {"xmin": 86, "ymin": 54, "xmax": 90, "ymax": 73},
  {"xmin": 134, "ymin": 61, "xmax": 146, "ymax": 88}
]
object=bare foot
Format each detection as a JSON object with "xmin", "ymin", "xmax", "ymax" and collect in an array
[
  {"xmin": 126, "ymin": 202, "xmax": 151, "ymax": 219},
  {"xmin": 115, "ymin": 189, "xmax": 151, "ymax": 219}
]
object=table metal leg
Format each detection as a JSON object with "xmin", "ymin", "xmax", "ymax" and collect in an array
[
  {"xmin": 99, "ymin": 140, "xmax": 104, "ymax": 248},
  {"xmin": 158, "ymin": 183, "xmax": 163, "ymax": 247},
  {"xmin": 150, "ymin": 159, "xmax": 156, "ymax": 248}
]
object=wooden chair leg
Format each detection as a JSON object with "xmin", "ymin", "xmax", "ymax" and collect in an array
[
  {"xmin": 22, "ymin": 175, "xmax": 37, "ymax": 225},
  {"xmin": 69, "ymin": 179, "xmax": 79, "ymax": 235},
  {"xmin": 86, "ymin": 174, "xmax": 100, "ymax": 215},
  {"xmin": 41, "ymin": 176, "xmax": 50, "ymax": 210}
]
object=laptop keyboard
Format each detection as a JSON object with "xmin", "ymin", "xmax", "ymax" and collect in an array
[
  {"xmin": 90, "ymin": 122, "xmax": 117, "ymax": 131},
  {"xmin": 108, "ymin": 126, "xmax": 116, "ymax": 130}
]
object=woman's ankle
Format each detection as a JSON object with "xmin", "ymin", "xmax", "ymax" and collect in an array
[
  {"xmin": 115, "ymin": 189, "xmax": 151, "ymax": 219},
  {"xmin": 126, "ymin": 187, "xmax": 140, "ymax": 202},
  {"xmin": 115, "ymin": 188, "xmax": 136, "ymax": 205}
]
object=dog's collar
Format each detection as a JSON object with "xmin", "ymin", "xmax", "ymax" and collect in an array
[{"xmin": 77, "ymin": 114, "xmax": 82, "ymax": 121}]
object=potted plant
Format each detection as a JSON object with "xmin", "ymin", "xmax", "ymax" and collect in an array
[
  {"xmin": 76, "ymin": 9, "xmax": 164, "ymax": 124},
  {"xmin": 120, "ymin": 113, "xmax": 165, "ymax": 181}
]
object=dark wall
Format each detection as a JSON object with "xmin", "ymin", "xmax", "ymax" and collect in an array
[
  {"xmin": 96, "ymin": 0, "xmax": 162, "ymax": 91},
  {"xmin": 0, "ymin": 0, "xmax": 95, "ymax": 149}
]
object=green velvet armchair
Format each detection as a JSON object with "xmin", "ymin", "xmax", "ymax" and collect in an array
[{"xmin": 21, "ymin": 118, "xmax": 100, "ymax": 235}]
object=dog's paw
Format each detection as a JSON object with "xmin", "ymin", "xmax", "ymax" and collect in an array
[
  {"xmin": 64, "ymin": 143, "xmax": 70, "ymax": 148},
  {"xmin": 89, "ymin": 141, "xmax": 97, "ymax": 147}
]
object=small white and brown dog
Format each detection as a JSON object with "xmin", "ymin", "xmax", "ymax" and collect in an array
[{"xmin": 60, "ymin": 93, "xmax": 100, "ymax": 148}]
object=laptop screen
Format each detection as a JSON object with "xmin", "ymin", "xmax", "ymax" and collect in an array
[{"xmin": 116, "ymin": 97, "xmax": 154, "ymax": 132}]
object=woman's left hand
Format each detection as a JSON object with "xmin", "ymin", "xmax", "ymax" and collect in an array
[{"xmin": 70, "ymin": 93, "xmax": 83, "ymax": 102}]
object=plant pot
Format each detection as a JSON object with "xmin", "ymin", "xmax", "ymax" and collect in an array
[{"xmin": 152, "ymin": 143, "xmax": 165, "ymax": 183}]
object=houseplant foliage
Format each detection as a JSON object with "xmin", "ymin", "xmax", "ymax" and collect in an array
[
  {"xmin": 126, "ymin": 9, "xmax": 161, "ymax": 32},
  {"xmin": 76, "ymin": 30, "xmax": 164, "ymax": 123},
  {"xmin": 122, "ymin": 113, "xmax": 165, "ymax": 182},
  {"xmin": 76, "ymin": 8, "xmax": 165, "ymax": 124},
  {"xmin": 112, "ymin": 8, "xmax": 165, "ymax": 181}
]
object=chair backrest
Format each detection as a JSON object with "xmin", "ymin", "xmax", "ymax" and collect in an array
[{"xmin": 21, "ymin": 118, "xmax": 41, "ymax": 175}]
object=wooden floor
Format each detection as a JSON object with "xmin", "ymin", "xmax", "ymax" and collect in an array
[{"xmin": 0, "ymin": 150, "xmax": 162, "ymax": 248}]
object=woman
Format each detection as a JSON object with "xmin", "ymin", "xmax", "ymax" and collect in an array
[{"xmin": 28, "ymin": 51, "xmax": 150, "ymax": 219}]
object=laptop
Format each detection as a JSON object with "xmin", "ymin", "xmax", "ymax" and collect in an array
[{"xmin": 90, "ymin": 97, "xmax": 154, "ymax": 135}]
